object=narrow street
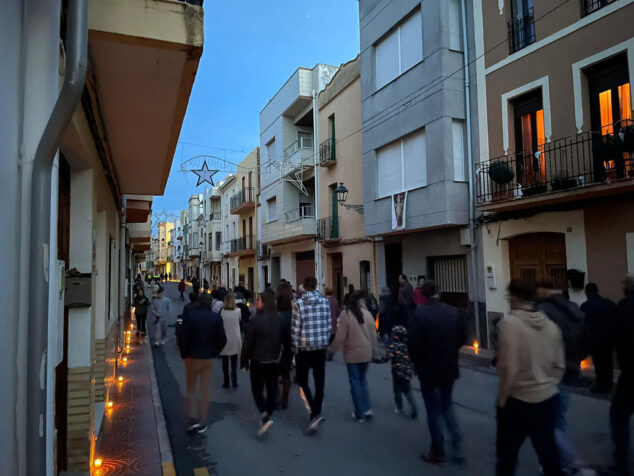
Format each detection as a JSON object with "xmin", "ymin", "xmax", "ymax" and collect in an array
[{"xmin": 148, "ymin": 283, "xmax": 616, "ymax": 475}]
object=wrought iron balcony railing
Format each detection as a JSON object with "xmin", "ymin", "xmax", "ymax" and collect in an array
[
  {"xmin": 316, "ymin": 216, "xmax": 339, "ymax": 241},
  {"xmin": 581, "ymin": 0, "xmax": 617, "ymax": 16},
  {"xmin": 230, "ymin": 187, "xmax": 255, "ymax": 211},
  {"xmin": 229, "ymin": 235, "xmax": 256, "ymax": 253},
  {"xmin": 508, "ymin": 7, "xmax": 535, "ymax": 54},
  {"xmin": 476, "ymin": 122, "xmax": 634, "ymax": 205},
  {"xmin": 319, "ymin": 138, "xmax": 336, "ymax": 167},
  {"xmin": 285, "ymin": 205, "xmax": 315, "ymax": 223}
]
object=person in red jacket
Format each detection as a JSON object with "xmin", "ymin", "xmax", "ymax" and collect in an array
[
  {"xmin": 414, "ymin": 277, "xmax": 427, "ymax": 307},
  {"xmin": 178, "ymin": 279, "xmax": 186, "ymax": 301}
]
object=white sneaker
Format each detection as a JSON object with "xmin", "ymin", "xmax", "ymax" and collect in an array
[
  {"xmin": 153, "ymin": 342, "xmax": 160, "ymax": 348},
  {"xmin": 394, "ymin": 408, "xmax": 404, "ymax": 416},
  {"xmin": 351, "ymin": 412, "xmax": 365, "ymax": 423},
  {"xmin": 161, "ymin": 339, "xmax": 167, "ymax": 345},
  {"xmin": 306, "ymin": 416, "xmax": 324, "ymax": 434},
  {"xmin": 365, "ymin": 409, "xmax": 374, "ymax": 419},
  {"xmin": 257, "ymin": 420, "xmax": 273, "ymax": 436}
]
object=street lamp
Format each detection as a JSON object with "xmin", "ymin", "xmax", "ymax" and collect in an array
[{"xmin": 335, "ymin": 182, "xmax": 364, "ymax": 214}]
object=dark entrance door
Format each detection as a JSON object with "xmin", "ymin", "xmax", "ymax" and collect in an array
[
  {"xmin": 295, "ymin": 250, "xmax": 315, "ymax": 290},
  {"xmin": 384, "ymin": 242, "xmax": 402, "ymax": 291},
  {"xmin": 509, "ymin": 232, "xmax": 567, "ymax": 289},
  {"xmin": 330, "ymin": 252, "xmax": 343, "ymax": 305},
  {"xmin": 248, "ymin": 267, "xmax": 254, "ymax": 295}
]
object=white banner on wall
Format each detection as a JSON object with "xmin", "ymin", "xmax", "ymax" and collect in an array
[{"xmin": 391, "ymin": 191, "xmax": 407, "ymax": 231}]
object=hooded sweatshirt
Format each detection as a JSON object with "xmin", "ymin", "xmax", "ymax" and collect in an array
[
  {"xmin": 497, "ymin": 306, "xmax": 565, "ymax": 407},
  {"xmin": 292, "ymin": 290, "xmax": 332, "ymax": 352}
]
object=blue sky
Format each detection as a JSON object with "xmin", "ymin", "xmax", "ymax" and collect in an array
[{"xmin": 152, "ymin": 0, "xmax": 360, "ymax": 217}]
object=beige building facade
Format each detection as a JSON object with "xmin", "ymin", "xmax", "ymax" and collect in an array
[
  {"xmin": 317, "ymin": 57, "xmax": 377, "ymax": 302},
  {"xmin": 476, "ymin": 0, "xmax": 634, "ymax": 338}
]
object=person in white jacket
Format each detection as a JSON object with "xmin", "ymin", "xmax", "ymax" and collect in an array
[
  {"xmin": 220, "ymin": 293, "xmax": 242, "ymax": 388},
  {"xmin": 496, "ymin": 280, "xmax": 566, "ymax": 476}
]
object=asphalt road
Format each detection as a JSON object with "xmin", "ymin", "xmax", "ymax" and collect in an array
[{"xmin": 149, "ymin": 282, "xmax": 623, "ymax": 476}]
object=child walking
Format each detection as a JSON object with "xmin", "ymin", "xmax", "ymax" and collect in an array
[{"xmin": 375, "ymin": 325, "xmax": 418, "ymax": 419}]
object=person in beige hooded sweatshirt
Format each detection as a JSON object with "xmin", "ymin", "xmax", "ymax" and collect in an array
[
  {"xmin": 330, "ymin": 290, "xmax": 378, "ymax": 422},
  {"xmin": 496, "ymin": 280, "xmax": 566, "ymax": 476}
]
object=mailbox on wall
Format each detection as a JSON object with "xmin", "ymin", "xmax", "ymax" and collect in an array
[{"xmin": 64, "ymin": 272, "xmax": 92, "ymax": 308}]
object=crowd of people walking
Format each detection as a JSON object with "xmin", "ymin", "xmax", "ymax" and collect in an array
[{"xmin": 133, "ymin": 272, "xmax": 634, "ymax": 475}]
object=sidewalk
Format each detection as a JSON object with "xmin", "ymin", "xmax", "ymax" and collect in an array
[{"xmin": 94, "ymin": 321, "xmax": 174, "ymax": 476}]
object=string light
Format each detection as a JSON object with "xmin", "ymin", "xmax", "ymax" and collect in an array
[
  {"xmin": 118, "ymin": 376, "xmax": 124, "ymax": 383},
  {"xmin": 94, "ymin": 458, "xmax": 103, "ymax": 468},
  {"xmin": 122, "ymin": 356, "xmax": 128, "ymax": 363},
  {"xmin": 107, "ymin": 401, "xmax": 113, "ymax": 408}
]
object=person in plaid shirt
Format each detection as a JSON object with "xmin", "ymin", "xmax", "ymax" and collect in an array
[{"xmin": 292, "ymin": 276, "xmax": 332, "ymax": 434}]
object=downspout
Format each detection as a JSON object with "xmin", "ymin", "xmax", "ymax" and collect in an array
[
  {"xmin": 313, "ymin": 89, "xmax": 323, "ymax": 290},
  {"xmin": 460, "ymin": 0, "xmax": 481, "ymax": 346},
  {"xmin": 120, "ymin": 203, "xmax": 127, "ymax": 345},
  {"xmin": 27, "ymin": 1, "xmax": 87, "ymax": 475}
]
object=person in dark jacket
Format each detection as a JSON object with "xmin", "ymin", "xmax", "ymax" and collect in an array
[
  {"xmin": 409, "ymin": 281, "xmax": 465, "ymax": 465},
  {"xmin": 277, "ymin": 284, "xmax": 295, "ymax": 408},
  {"xmin": 344, "ymin": 284, "xmax": 355, "ymax": 308},
  {"xmin": 241, "ymin": 291, "xmax": 291, "ymax": 436},
  {"xmin": 133, "ymin": 288, "xmax": 151, "ymax": 341},
  {"xmin": 581, "ymin": 282, "xmax": 615, "ymax": 393},
  {"xmin": 180, "ymin": 290, "xmax": 227, "ymax": 434},
  {"xmin": 610, "ymin": 276, "xmax": 634, "ymax": 475},
  {"xmin": 378, "ymin": 287, "xmax": 396, "ymax": 344},
  {"xmin": 536, "ymin": 280, "xmax": 586, "ymax": 472}
]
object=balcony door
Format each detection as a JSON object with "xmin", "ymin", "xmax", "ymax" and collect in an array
[
  {"xmin": 513, "ymin": 90, "xmax": 546, "ymax": 188},
  {"xmin": 330, "ymin": 184, "xmax": 339, "ymax": 237},
  {"xmin": 587, "ymin": 53, "xmax": 631, "ymax": 180},
  {"xmin": 509, "ymin": 233, "xmax": 567, "ymax": 290}
]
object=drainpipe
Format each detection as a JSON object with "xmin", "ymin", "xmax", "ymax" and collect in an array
[
  {"xmin": 120, "ymin": 207, "xmax": 127, "ymax": 342},
  {"xmin": 313, "ymin": 89, "xmax": 323, "ymax": 290},
  {"xmin": 460, "ymin": 0, "xmax": 481, "ymax": 346},
  {"xmin": 27, "ymin": 1, "xmax": 87, "ymax": 475}
]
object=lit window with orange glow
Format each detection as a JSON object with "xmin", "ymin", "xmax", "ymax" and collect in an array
[
  {"xmin": 619, "ymin": 83, "xmax": 632, "ymax": 125},
  {"xmin": 599, "ymin": 89, "xmax": 614, "ymax": 135},
  {"xmin": 536, "ymin": 109, "xmax": 546, "ymax": 181}
]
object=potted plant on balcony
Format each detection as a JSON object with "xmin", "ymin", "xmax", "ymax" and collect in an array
[
  {"xmin": 488, "ymin": 161, "xmax": 515, "ymax": 184},
  {"xmin": 521, "ymin": 183, "xmax": 548, "ymax": 197},
  {"xmin": 551, "ymin": 175, "xmax": 577, "ymax": 191}
]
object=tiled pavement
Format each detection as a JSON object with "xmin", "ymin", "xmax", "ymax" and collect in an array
[{"xmin": 94, "ymin": 331, "xmax": 165, "ymax": 476}]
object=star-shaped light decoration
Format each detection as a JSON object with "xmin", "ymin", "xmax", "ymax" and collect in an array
[{"xmin": 192, "ymin": 161, "xmax": 218, "ymax": 187}]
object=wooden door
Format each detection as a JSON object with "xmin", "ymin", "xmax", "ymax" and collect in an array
[
  {"xmin": 509, "ymin": 233, "xmax": 567, "ymax": 289},
  {"xmin": 295, "ymin": 251, "xmax": 315, "ymax": 290}
]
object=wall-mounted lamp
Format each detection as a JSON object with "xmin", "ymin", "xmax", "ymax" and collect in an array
[{"xmin": 335, "ymin": 183, "xmax": 364, "ymax": 214}]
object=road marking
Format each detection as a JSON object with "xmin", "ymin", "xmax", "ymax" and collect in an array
[
  {"xmin": 194, "ymin": 468, "xmax": 210, "ymax": 476},
  {"xmin": 162, "ymin": 462, "xmax": 176, "ymax": 476}
]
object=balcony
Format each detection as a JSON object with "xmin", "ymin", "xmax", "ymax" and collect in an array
[
  {"xmin": 316, "ymin": 216, "xmax": 339, "ymax": 241},
  {"xmin": 581, "ymin": 0, "xmax": 617, "ymax": 16},
  {"xmin": 282, "ymin": 137, "xmax": 313, "ymax": 177},
  {"xmin": 476, "ymin": 124, "xmax": 634, "ymax": 212},
  {"xmin": 319, "ymin": 138, "xmax": 336, "ymax": 167},
  {"xmin": 508, "ymin": 7, "xmax": 535, "ymax": 54},
  {"xmin": 230, "ymin": 187, "xmax": 255, "ymax": 214},
  {"xmin": 285, "ymin": 205, "xmax": 315, "ymax": 224},
  {"xmin": 256, "ymin": 240, "xmax": 270, "ymax": 260},
  {"xmin": 228, "ymin": 235, "xmax": 256, "ymax": 257}
]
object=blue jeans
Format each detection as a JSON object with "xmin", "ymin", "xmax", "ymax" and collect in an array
[
  {"xmin": 555, "ymin": 387, "xmax": 577, "ymax": 471},
  {"xmin": 421, "ymin": 383, "xmax": 462, "ymax": 458},
  {"xmin": 347, "ymin": 363, "xmax": 371, "ymax": 418}
]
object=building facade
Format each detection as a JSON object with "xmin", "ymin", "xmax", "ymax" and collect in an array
[
  {"xmin": 0, "ymin": 0, "xmax": 203, "ymax": 473},
  {"xmin": 220, "ymin": 176, "xmax": 240, "ymax": 288},
  {"xmin": 258, "ymin": 64, "xmax": 339, "ymax": 290},
  {"xmin": 476, "ymin": 0, "xmax": 634, "ymax": 342},
  {"xmin": 358, "ymin": 0, "xmax": 485, "ymax": 338},
  {"xmin": 229, "ymin": 148, "xmax": 260, "ymax": 294},
  {"xmin": 316, "ymin": 56, "xmax": 378, "ymax": 302}
]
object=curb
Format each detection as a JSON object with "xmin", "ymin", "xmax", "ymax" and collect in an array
[{"xmin": 145, "ymin": 339, "xmax": 175, "ymax": 475}]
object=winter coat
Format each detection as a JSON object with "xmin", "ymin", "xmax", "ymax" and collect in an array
[
  {"xmin": 536, "ymin": 294, "xmax": 587, "ymax": 384},
  {"xmin": 330, "ymin": 306, "xmax": 378, "ymax": 364},
  {"xmin": 134, "ymin": 295, "xmax": 150, "ymax": 316},
  {"xmin": 378, "ymin": 293, "xmax": 395, "ymax": 335},
  {"xmin": 220, "ymin": 309, "xmax": 242, "ymax": 356},
  {"xmin": 414, "ymin": 287, "xmax": 428, "ymax": 307},
  {"xmin": 326, "ymin": 296, "xmax": 342, "ymax": 334},
  {"xmin": 241, "ymin": 311, "xmax": 290, "ymax": 365},
  {"xmin": 180, "ymin": 300, "xmax": 227, "ymax": 359},
  {"xmin": 581, "ymin": 294, "xmax": 615, "ymax": 351},
  {"xmin": 408, "ymin": 298, "xmax": 466, "ymax": 387},
  {"xmin": 615, "ymin": 294, "xmax": 634, "ymax": 374},
  {"xmin": 497, "ymin": 306, "xmax": 565, "ymax": 406}
]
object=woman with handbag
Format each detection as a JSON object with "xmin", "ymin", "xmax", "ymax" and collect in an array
[{"xmin": 329, "ymin": 290, "xmax": 378, "ymax": 422}]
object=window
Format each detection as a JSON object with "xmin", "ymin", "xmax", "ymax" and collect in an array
[
  {"xmin": 267, "ymin": 197, "xmax": 277, "ymax": 222},
  {"xmin": 209, "ymin": 233, "xmax": 212, "ymax": 251},
  {"xmin": 192, "ymin": 232, "xmax": 198, "ymax": 247},
  {"xmin": 298, "ymin": 131, "xmax": 313, "ymax": 149},
  {"xmin": 377, "ymin": 129, "xmax": 427, "ymax": 198},
  {"xmin": 375, "ymin": 9, "xmax": 422, "ymax": 90},
  {"xmin": 512, "ymin": 90, "xmax": 546, "ymax": 187},
  {"xmin": 582, "ymin": 0, "xmax": 617, "ymax": 17},
  {"xmin": 215, "ymin": 232, "xmax": 221, "ymax": 250},
  {"xmin": 452, "ymin": 120, "xmax": 466, "ymax": 182},
  {"xmin": 508, "ymin": 0, "xmax": 535, "ymax": 53},
  {"xmin": 448, "ymin": 0, "xmax": 463, "ymax": 52}
]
